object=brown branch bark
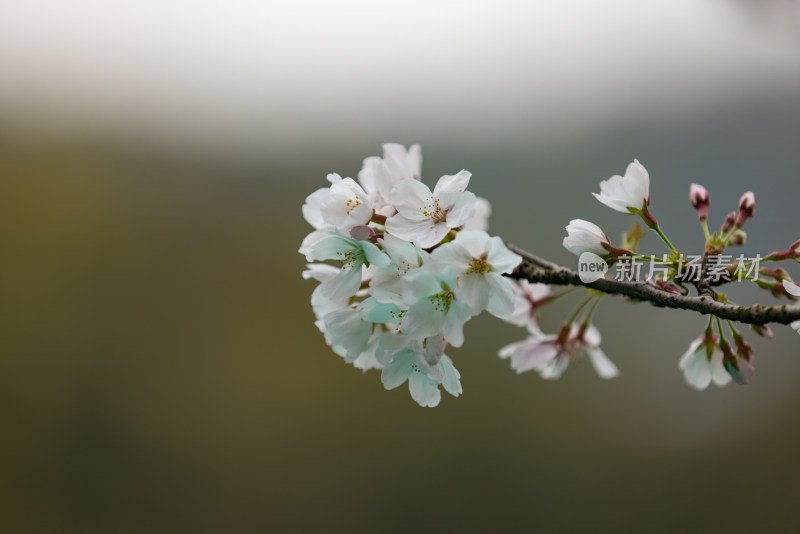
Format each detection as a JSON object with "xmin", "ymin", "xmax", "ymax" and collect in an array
[{"xmin": 505, "ymin": 244, "xmax": 800, "ymax": 326}]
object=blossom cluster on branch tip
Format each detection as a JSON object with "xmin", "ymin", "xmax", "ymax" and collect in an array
[
  {"xmin": 301, "ymin": 145, "xmax": 800, "ymax": 406},
  {"xmin": 299, "ymin": 143, "xmax": 522, "ymax": 407},
  {"xmin": 559, "ymin": 158, "xmax": 800, "ymax": 391}
]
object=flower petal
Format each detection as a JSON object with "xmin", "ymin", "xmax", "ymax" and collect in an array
[
  {"xmin": 679, "ymin": 348, "xmax": 712, "ymax": 391},
  {"xmin": 442, "ymin": 300, "xmax": 472, "ymax": 347},
  {"xmin": 445, "ymin": 191, "xmax": 477, "ymax": 228},
  {"xmin": 408, "ymin": 373, "xmax": 441, "ymax": 407},
  {"xmin": 381, "ymin": 350, "xmax": 413, "ymax": 390},
  {"xmin": 510, "ymin": 340, "xmax": 559, "ymax": 373},
  {"xmin": 485, "ymin": 273, "xmax": 516, "ymax": 319},
  {"xmin": 439, "ymin": 356, "xmax": 462, "ymax": 397},
  {"xmin": 433, "ymin": 170, "xmax": 471, "ymax": 206},
  {"xmin": 390, "ymin": 179, "xmax": 433, "ymax": 221},
  {"xmin": 487, "ymin": 236, "xmax": 522, "ymax": 274},
  {"xmin": 586, "ymin": 347, "xmax": 619, "ymax": 379}
]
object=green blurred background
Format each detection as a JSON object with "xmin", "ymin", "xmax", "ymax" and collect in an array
[{"xmin": 2, "ymin": 1, "xmax": 800, "ymax": 532}]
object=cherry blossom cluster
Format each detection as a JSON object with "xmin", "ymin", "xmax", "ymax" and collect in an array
[
  {"xmin": 299, "ymin": 144, "xmax": 522, "ymax": 407},
  {"xmin": 301, "ymin": 145, "xmax": 800, "ymax": 406}
]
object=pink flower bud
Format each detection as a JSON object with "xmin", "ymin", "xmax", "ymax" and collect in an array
[
  {"xmin": 349, "ymin": 225, "xmax": 378, "ymax": 242},
  {"xmin": 750, "ymin": 324, "xmax": 774, "ymax": 339},
  {"xmin": 761, "ymin": 267, "xmax": 788, "ymax": 281},
  {"xmin": 689, "ymin": 183, "xmax": 710, "ymax": 220},
  {"xmin": 736, "ymin": 191, "xmax": 755, "ymax": 226},
  {"xmin": 728, "ymin": 230, "xmax": 746, "ymax": 246},
  {"xmin": 722, "ymin": 211, "xmax": 736, "ymax": 233}
]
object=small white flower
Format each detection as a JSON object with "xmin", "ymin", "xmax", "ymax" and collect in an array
[
  {"xmin": 306, "ymin": 231, "xmax": 390, "ymax": 301},
  {"xmin": 378, "ymin": 334, "xmax": 462, "ymax": 407},
  {"xmin": 593, "ymin": 159, "xmax": 650, "ymax": 213},
  {"xmin": 319, "ymin": 174, "xmax": 373, "ymax": 231},
  {"xmin": 430, "ymin": 230, "xmax": 522, "ymax": 317},
  {"xmin": 499, "ymin": 323, "xmax": 618, "ymax": 379},
  {"xmin": 678, "ymin": 336, "xmax": 731, "ymax": 391},
  {"xmin": 359, "ymin": 143, "xmax": 422, "ymax": 214},
  {"xmin": 386, "ymin": 171, "xmax": 476, "ymax": 248},
  {"xmin": 562, "ymin": 219, "xmax": 611, "ymax": 257},
  {"xmin": 543, "ymin": 324, "xmax": 618, "ymax": 379},
  {"xmin": 400, "ymin": 264, "xmax": 472, "ymax": 347},
  {"xmin": 791, "ymin": 321, "xmax": 800, "ymax": 335}
]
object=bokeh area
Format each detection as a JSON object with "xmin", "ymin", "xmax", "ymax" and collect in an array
[{"xmin": 2, "ymin": 1, "xmax": 800, "ymax": 532}]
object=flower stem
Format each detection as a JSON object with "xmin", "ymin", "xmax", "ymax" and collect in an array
[
  {"xmin": 640, "ymin": 205, "xmax": 678, "ymax": 254},
  {"xmin": 652, "ymin": 224, "xmax": 678, "ymax": 254},
  {"xmin": 701, "ymin": 219, "xmax": 711, "ymax": 241},
  {"xmin": 583, "ymin": 295, "xmax": 604, "ymax": 323},
  {"xmin": 566, "ymin": 293, "xmax": 596, "ymax": 325}
]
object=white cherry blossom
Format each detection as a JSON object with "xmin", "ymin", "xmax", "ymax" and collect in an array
[
  {"xmin": 499, "ymin": 323, "xmax": 618, "ymax": 379},
  {"xmin": 430, "ymin": 230, "xmax": 522, "ymax": 317},
  {"xmin": 562, "ymin": 219, "xmax": 611, "ymax": 257},
  {"xmin": 678, "ymin": 335, "xmax": 731, "ymax": 390},
  {"xmin": 386, "ymin": 171, "xmax": 476, "ymax": 248},
  {"xmin": 378, "ymin": 334, "xmax": 462, "ymax": 407},
  {"xmin": 593, "ymin": 159, "xmax": 650, "ymax": 213},
  {"xmin": 399, "ymin": 264, "xmax": 472, "ymax": 347},
  {"xmin": 319, "ymin": 174, "xmax": 373, "ymax": 230}
]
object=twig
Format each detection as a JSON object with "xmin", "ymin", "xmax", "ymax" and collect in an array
[{"xmin": 505, "ymin": 244, "xmax": 800, "ymax": 326}]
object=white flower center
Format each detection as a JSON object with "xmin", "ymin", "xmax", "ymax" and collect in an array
[
  {"xmin": 420, "ymin": 195, "xmax": 446, "ymax": 223},
  {"xmin": 336, "ymin": 249, "xmax": 361, "ymax": 269},
  {"xmin": 394, "ymin": 259, "xmax": 416, "ymax": 278},
  {"xmin": 344, "ymin": 195, "xmax": 362, "ymax": 216},
  {"xmin": 429, "ymin": 290, "xmax": 454, "ymax": 312},
  {"xmin": 465, "ymin": 255, "xmax": 492, "ymax": 275}
]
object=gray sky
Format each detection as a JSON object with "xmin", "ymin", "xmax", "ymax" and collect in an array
[{"xmin": 1, "ymin": 0, "xmax": 798, "ymax": 155}]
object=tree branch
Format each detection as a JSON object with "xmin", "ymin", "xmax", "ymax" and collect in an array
[{"xmin": 505, "ymin": 244, "xmax": 800, "ymax": 326}]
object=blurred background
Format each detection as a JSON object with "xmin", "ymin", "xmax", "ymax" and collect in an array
[{"xmin": 2, "ymin": 0, "xmax": 800, "ymax": 532}]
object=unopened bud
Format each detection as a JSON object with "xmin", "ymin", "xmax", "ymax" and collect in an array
[
  {"xmin": 728, "ymin": 230, "xmax": 746, "ymax": 246},
  {"xmin": 722, "ymin": 211, "xmax": 736, "ymax": 233},
  {"xmin": 750, "ymin": 324, "xmax": 774, "ymax": 338},
  {"xmin": 720, "ymin": 337, "xmax": 755, "ymax": 385},
  {"xmin": 768, "ymin": 239, "xmax": 800, "ymax": 261},
  {"xmin": 350, "ymin": 225, "xmax": 378, "ymax": 242},
  {"xmin": 689, "ymin": 183, "xmax": 710, "ymax": 221},
  {"xmin": 736, "ymin": 191, "xmax": 755, "ymax": 226},
  {"xmin": 761, "ymin": 267, "xmax": 788, "ymax": 281}
]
